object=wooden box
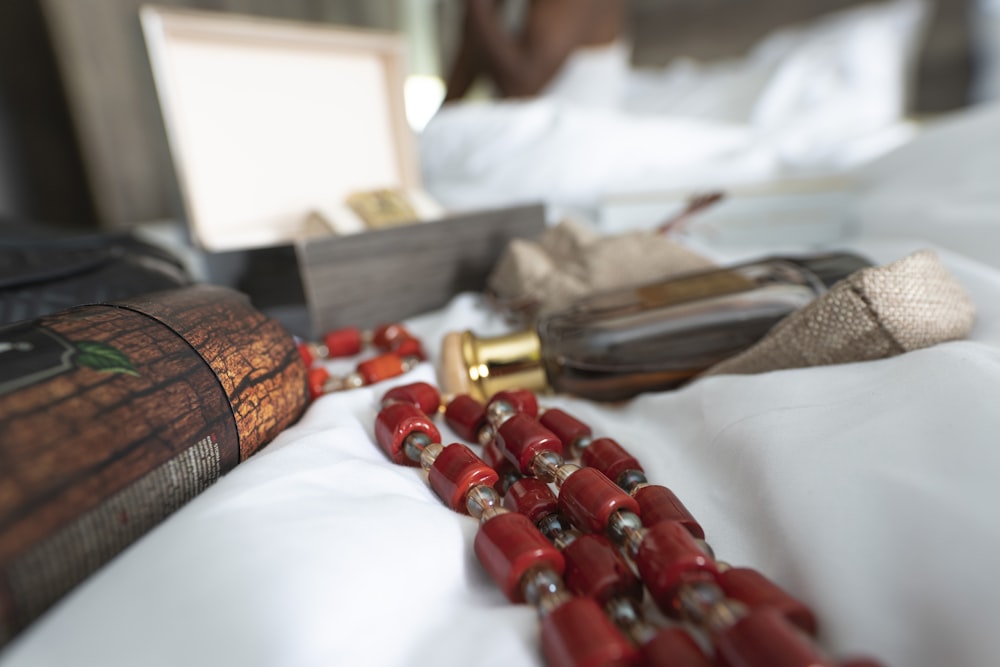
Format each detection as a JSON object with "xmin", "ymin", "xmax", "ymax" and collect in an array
[{"xmin": 141, "ymin": 7, "xmax": 544, "ymax": 333}]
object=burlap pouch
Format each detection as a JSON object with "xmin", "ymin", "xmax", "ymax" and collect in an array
[
  {"xmin": 704, "ymin": 249, "xmax": 976, "ymax": 376},
  {"xmin": 488, "ymin": 221, "xmax": 974, "ymax": 377},
  {"xmin": 486, "ymin": 218, "xmax": 714, "ymax": 320}
]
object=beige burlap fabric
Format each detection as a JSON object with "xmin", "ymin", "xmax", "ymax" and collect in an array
[
  {"xmin": 487, "ymin": 218, "xmax": 715, "ymax": 319},
  {"xmin": 704, "ymin": 249, "xmax": 976, "ymax": 376}
]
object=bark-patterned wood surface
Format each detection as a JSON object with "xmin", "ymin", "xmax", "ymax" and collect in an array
[
  {"xmin": 114, "ymin": 285, "xmax": 309, "ymax": 459},
  {"xmin": 0, "ymin": 284, "xmax": 308, "ymax": 643}
]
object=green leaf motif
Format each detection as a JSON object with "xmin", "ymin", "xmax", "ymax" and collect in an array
[{"xmin": 75, "ymin": 341, "xmax": 140, "ymax": 377}]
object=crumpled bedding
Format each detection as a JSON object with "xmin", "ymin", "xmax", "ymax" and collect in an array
[
  {"xmin": 2, "ymin": 235, "xmax": 999, "ymax": 667},
  {"xmin": 5, "ymin": 3, "xmax": 1000, "ymax": 665},
  {"xmin": 420, "ymin": 0, "xmax": 928, "ymax": 215}
]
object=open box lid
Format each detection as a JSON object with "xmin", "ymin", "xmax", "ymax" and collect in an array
[{"xmin": 141, "ymin": 6, "xmax": 419, "ymax": 252}]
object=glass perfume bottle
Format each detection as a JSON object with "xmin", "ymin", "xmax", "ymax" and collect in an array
[{"xmin": 441, "ymin": 252, "xmax": 871, "ymax": 402}]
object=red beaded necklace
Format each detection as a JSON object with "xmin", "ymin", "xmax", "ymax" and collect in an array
[
  {"xmin": 299, "ymin": 326, "xmax": 881, "ymax": 667},
  {"xmin": 298, "ymin": 323, "xmax": 426, "ymax": 399}
]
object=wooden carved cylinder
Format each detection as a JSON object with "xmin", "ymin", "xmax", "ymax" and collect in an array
[{"xmin": 0, "ymin": 285, "xmax": 309, "ymax": 645}]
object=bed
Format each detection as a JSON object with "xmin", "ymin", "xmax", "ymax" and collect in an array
[{"xmin": 3, "ymin": 2, "xmax": 1000, "ymax": 666}]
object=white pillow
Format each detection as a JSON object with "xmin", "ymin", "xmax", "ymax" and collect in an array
[{"xmin": 625, "ymin": 0, "xmax": 929, "ymax": 133}]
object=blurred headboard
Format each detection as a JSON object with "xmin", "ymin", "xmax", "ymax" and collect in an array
[{"xmin": 629, "ymin": 0, "xmax": 973, "ymax": 114}]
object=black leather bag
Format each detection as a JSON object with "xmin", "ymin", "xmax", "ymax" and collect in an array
[{"xmin": 0, "ymin": 224, "xmax": 192, "ymax": 325}]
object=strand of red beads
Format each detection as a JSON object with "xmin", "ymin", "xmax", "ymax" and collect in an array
[
  {"xmin": 298, "ymin": 323, "xmax": 426, "ymax": 399},
  {"xmin": 372, "ymin": 381, "xmax": 884, "ymax": 667},
  {"xmin": 375, "ymin": 382, "xmax": 638, "ymax": 667}
]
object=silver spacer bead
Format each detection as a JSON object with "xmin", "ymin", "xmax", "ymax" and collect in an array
[
  {"xmin": 497, "ymin": 468, "xmax": 521, "ymax": 496},
  {"xmin": 623, "ymin": 525, "xmax": 647, "ymax": 557},
  {"xmin": 616, "ymin": 469, "xmax": 648, "ymax": 494},
  {"xmin": 419, "ymin": 442, "xmax": 444, "ymax": 471},
  {"xmin": 536, "ymin": 589, "xmax": 574, "ymax": 617},
  {"xmin": 704, "ymin": 599, "xmax": 749, "ymax": 634},
  {"xmin": 322, "ymin": 375, "xmax": 345, "ymax": 394},
  {"xmin": 486, "ymin": 400, "xmax": 517, "ymax": 428},
  {"xmin": 343, "ymin": 372, "xmax": 365, "ymax": 389},
  {"xmin": 605, "ymin": 597, "xmax": 651, "ymax": 643},
  {"xmin": 521, "ymin": 567, "xmax": 565, "ymax": 607},
  {"xmin": 531, "ymin": 450, "xmax": 564, "ymax": 483},
  {"xmin": 677, "ymin": 580, "xmax": 727, "ymax": 625},
  {"xmin": 401, "ymin": 356, "xmax": 420, "ymax": 372},
  {"xmin": 402, "ymin": 432, "xmax": 434, "ymax": 464},
  {"xmin": 537, "ymin": 514, "xmax": 575, "ymax": 548},
  {"xmin": 606, "ymin": 509, "xmax": 644, "ymax": 548},
  {"xmin": 476, "ymin": 425, "xmax": 495, "ymax": 448},
  {"xmin": 553, "ymin": 462, "xmax": 580, "ymax": 487},
  {"xmin": 570, "ymin": 434, "xmax": 594, "ymax": 459},
  {"xmin": 465, "ymin": 484, "xmax": 502, "ymax": 520}
]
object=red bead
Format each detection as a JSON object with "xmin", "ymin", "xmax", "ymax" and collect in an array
[
  {"xmin": 503, "ymin": 478, "xmax": 558, "ymax": 524},
  {"xmin": 539, "ymin": 408, "xmax": 592, "ymax": 451},
  {"xmin": 558, "ymin": 467, "xmax": 640, "ymax": 534},
  {"xmin": 381, "ymin": 381, "xmax": 440, "ymax": 416},
  {"xmin": 582, "ymin": 437, "xmax": 643, "ymax": 487},
  {"xmin": 634, "ymin": 484, "xmax": 704, "ymax": 539},
  {"xmin": 357, "ymin": 352, "xmax": 405, "ymax": 385},
  {"xmin": 307, "ymin": 366, "xmax": 330, "ymax": 400},
  {"xmin": 428, "ymin": 444, "xmax": 499, "ymax": 513},
  {"xmin": 640, "ymin": 626, "xmax": 713, "ymax": 667},
  {"xmin": 374, "ymin": 401, "xmax": 441, "ymax": 466},
  {"xmin": 392, "ymin": 335, "xmax": 425, "ymax": 360},
  {"xmin": 839, "ymin": 659, "xmax": 886, "ymax": 667},
  {"xmin": 713, "ymin": 607, "xmax": 836, "ymax": 667},
  {"xmin": 495, "ymin": 412, "xmax": 563, "ymax": 475},
  {"xmin": 539, "ymin": 596, "xmax": 637, "ymax": 667},
  {"xmin": 444, "ymin": 394, "xmax": 488, "ymax": 442},
  {"xmin": 480, "ymin": 436, "xmax": 508, "ymax": 470},
  {"xmin": 474, "ymin": 512, "xmax": 565, "ymax": 603},
  {"xmin": 719, "ymin": 567, "xmax": 817, "ymax": 636},
  {"xmin": 323, "ymin": 326, "xmax": 363, "ymax": 357},
  {"xmin": 372, "ymin": 322, "xmax": 411, "ymax": 350},
  {"xmin": 635, "ymin": 520, "xmax": 718, "ymax": 617},
  {"xmin": 487, "ymin": 389, "xmax": 539, "ymax": 417},
  {"xmin": 562, "ymin": 534, "xmax": 643, "ymax": 604},
  {"xmin": 297, "ymin": 341, "xmax": 315, "ymax": 367}
]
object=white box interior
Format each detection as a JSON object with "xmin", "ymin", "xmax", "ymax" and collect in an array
[{"xmin": 141, "ymin": 7, "xmax": 418, "ymax": 251}]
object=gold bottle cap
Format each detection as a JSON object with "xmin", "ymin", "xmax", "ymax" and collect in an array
[{"xmin": 439, "ymin": 329, "xmax": 548, "ymax": 402}]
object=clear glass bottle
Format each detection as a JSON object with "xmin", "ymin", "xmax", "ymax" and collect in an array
[{"xmin": 440, "ymin": 252, "xmax": 870, "ymax": 402}]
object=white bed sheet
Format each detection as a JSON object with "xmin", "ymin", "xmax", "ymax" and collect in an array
[
  {"xmin": 2, "ymin": 235, "xmax": 999, "ymax": 667},
  {"xmin": 7, "ymin": 97, "xmax": 1000, "ymax": 663}
]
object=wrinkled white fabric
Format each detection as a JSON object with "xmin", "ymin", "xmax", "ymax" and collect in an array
[
  {"xmin": 3, "ymin": 236, "xmax": 1000, "ymax": 667},
  {"xmin": 855, "ymin": 101, "xmax": 1000, "ymax": 268},
  {"xmin": 540, "ymin": 40, "xmax": 631, "ymax": 110},
  {"xmin": 421, "ymin": 0, "xmax": 927, "ymax": 213}
]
